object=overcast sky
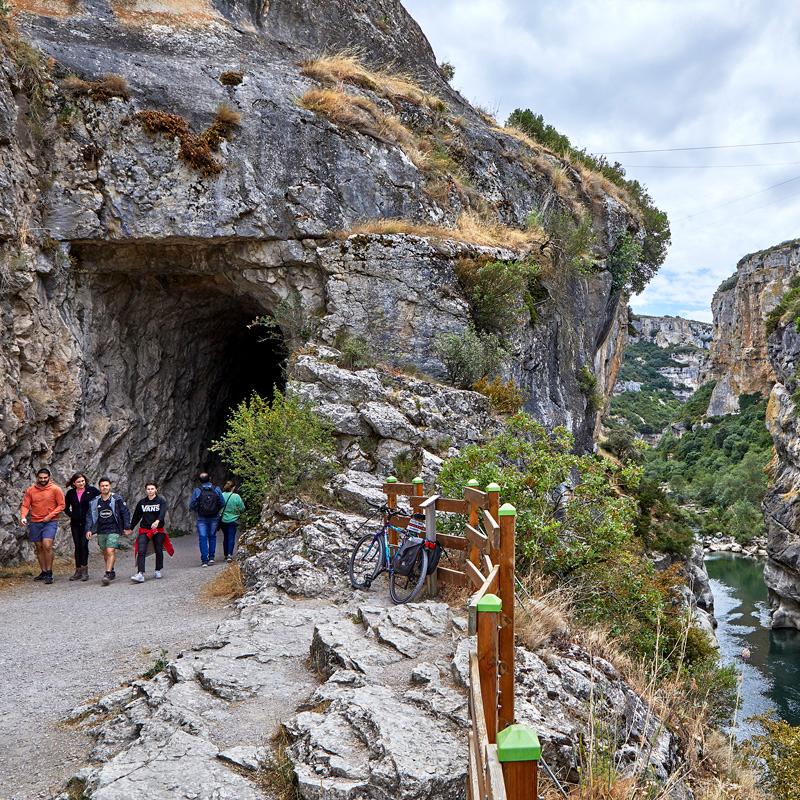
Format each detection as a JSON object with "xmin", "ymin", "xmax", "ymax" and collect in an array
[{"xmin": 403, "ymin": 0, "xmax": 800, "ymax": 322}]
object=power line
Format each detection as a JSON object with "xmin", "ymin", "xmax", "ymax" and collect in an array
[
  {"xmin": 674, "ymin": 174, "xmax": 800, "ymax": 222},
  {"xmin": 628, "ymin": 161, "xmax": 800, "ymax": 169},
  {"xmin": 603, "ymin": 139, "xmax": 800, "ymax": 155}
]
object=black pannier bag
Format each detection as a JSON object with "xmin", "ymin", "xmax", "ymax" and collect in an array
[
  {"xmin": 392, "ymin": 536, "xmax": 424, "ymax": 576},
  {"xmin": 425, "ymin": 541, "xmax": 443, "ymax": 575}
]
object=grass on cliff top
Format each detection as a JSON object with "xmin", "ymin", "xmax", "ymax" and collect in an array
[
  {"xmin": 342, "ymin": 211, "xmax": 547, "ymax": 251},
  {"xmin": 300, "ymin": 51, "xmax": 445, "ymax": 112}
]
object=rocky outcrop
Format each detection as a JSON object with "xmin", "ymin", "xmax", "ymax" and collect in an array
[
  {"xmin": 764, "ymin": 323, "xmax": 800, "ymax": 629},
  {"xmin": 707, "ymin": 241, "xmax": 800, "ymax": 415},
  {"xmin": 0, "ymin": 0, "xmax": 636, "ymax": 563}
]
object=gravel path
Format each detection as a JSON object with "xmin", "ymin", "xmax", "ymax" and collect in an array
[{"xmin": 0, "ymin": 535, "xmax": 229, "ymax": 799}]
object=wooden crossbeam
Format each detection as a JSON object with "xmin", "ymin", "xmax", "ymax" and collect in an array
[
  {"xmin": 437, "ymin": 566, "xmax": 466, "ymax": 586},
  {"xmin": 410, "ymin": 496, "xmax": 468, "ymax": 514},
  {"xmin": 382, "ymin": 482, "xmax": 416, "ymax": 495},
  {"xmin": 418, "ymin": 494, "xmax": 439, "ymax": 509},
  {"xmin": 436, "ymin": 533, "xmax": 467, "ymax": 550},
  {"xmin": 465, "ymin": 523, "xmax": 489, "ymax": 554},
  {"xmin": 465, "ymin": 559, "xmax": 486, "ymax": 590},
  {"xmin": 464, "ymin": 486, "xmax": 489, "ymax": 508},
  {"xmin": 482, "ymin": 510, "xmax": 500, "ymax": 550},
  {"xmin": 483, "ymin": 553, "xmax": 494, "ymax": 574}
]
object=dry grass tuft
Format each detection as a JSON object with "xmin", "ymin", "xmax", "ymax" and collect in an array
[
  {"xmin": 62, "ymin": 72, "xmax": 129, "ymax": 101},
  {"xmin": 299, "ymin": 87, "xmax": 423, "ymax": 165},
  {"xmin": 135, "ymin": 105, "xmax": 240, "ymax": 176},
  {"xmin": 300, "ymin": 51, "xmax": 445, "ymax": 112},
  {"xmin": 515, "ymin": 579, "xmax": 573, "ymax": 651},
  {"xmin": 343, "ymin": 211, "xmax": 545, "ymax": 252},
  {"xmin": 219, "ymin": 70, "xmax": 243, "ymax": 86},
  {"xmin": 253, "ymin": 727, "xmax": 299, "ymax": 800},
  {"xmin": 201, "ymin": 561, "xmax": 245, "ymax": 601}
]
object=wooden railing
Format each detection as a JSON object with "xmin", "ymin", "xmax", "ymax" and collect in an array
[{"xmin": 381, "ymin": 477, "xmax": 542, "ymax": 800}]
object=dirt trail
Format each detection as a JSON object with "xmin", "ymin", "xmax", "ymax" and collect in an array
[{"xmin": 0, "ymin": 536, "xmax": 228, "ymax": 800}]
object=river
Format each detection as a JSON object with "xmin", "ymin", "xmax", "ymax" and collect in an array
[{"xmin": 705, "ymin": 553, "xmax": 800, "ymax": 739}]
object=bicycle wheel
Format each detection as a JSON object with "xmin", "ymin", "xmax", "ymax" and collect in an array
[
  {"xmin": 348, "ymin": 533, "xmax": 384, "ymax": 590},
  {"xmin": 389, "ymin": 547, "xmax": 429, "ymax": 604}
]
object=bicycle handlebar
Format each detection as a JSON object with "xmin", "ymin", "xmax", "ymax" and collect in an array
[{"xmin": 366, "ymin": 502, "xmax": 410, "ymax": 517}]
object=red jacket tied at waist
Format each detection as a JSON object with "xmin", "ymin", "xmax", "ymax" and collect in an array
[{"xmin": 133, "ymin": 528, "xmax": 175, "ymax": 558}]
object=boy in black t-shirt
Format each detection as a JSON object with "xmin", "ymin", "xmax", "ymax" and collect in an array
[{"xmin": 130, "ymin": 481, "xmax": 169, "ymax": 583}]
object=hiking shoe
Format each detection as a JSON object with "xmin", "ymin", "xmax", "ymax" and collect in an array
[
  {"xmin": 81, "ymin": 566, "xmax": 89, "ymax": 582},
  {"xmin": 131, "ymin": 572, "xmax": 145, "ymax": 583},
  {"xmin": 154, "ymin": 570, "xmax": 162, "ymax": 579},
  {"xmin": 109, "ymin": 570, "xmax": 116, "ymax": 580},
  {"xmin": 69, "ymin": 569, "xmax": 82, "ymax": 581},
  {"xmin": 226, "ymin": 556, "xmax": 232, "ymax": 563},
  {"xmin": 33, "ymin": 571, "xmax": 46, "ymax": 581},
  {"xmin": 101, "ymin": 572, "xmax": 111, "ymax": 586},
  {"xmin": 44, "ymin": 572, "xmax": 53, "ymax": 585},
  {"xmin": 208, "ymin": 558, "xmax": 215, "ymax": 565}
]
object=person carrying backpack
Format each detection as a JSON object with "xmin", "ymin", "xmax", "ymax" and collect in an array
[
  {"xmin": 189, "ymin": 472, "xmax": 225, "ymax": 567},
  {"xmin": 85, "ymin": 477, "xmax": 132, "ymax": 586}
]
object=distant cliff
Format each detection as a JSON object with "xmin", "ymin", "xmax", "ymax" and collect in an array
[{"xmin": 707, "ymin": 241, "xmax": 800, "ymax": 415}]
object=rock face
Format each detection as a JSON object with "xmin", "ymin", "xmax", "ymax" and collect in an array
[
  {"xmin": 707, "ymin": 241, "xmax": 800, "ymax": 416},
  {"xmin": 764, "ymin": 323, "xmax": 800, "ymax": 629},
  {"xmin": 0, "ymin": 0, "xmax": 635, "ymax": 563}
]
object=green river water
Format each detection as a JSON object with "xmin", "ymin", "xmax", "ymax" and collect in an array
[{"xmin": 705, "ymin": 553, "xmax": 800, "ymax": 738}]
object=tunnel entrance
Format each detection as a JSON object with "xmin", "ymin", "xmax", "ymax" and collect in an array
[{"xmin": 57, "ymin": 264, "xmax": 290, "ymax": 527}]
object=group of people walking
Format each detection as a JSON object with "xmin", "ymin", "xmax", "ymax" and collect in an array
[{"xmin": 18, "ymin": 468, "xmax": 245, "ymax": 586}]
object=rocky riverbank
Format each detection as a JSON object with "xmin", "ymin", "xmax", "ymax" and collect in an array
[{"xmin": 701, "ymin": 535, "xmax": 768, "ymax": 559}]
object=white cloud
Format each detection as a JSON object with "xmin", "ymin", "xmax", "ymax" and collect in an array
[{"xmin": 404, "ymin": 0, "xmax": 800, "ymax": 319}]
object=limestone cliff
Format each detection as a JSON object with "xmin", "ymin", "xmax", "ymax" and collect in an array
[
  {"xmin": 707, "ymin": 241, "xmax": 800, "ymax": 415},
  {"xmin": 764, "ymin": 317, "xmax": 800, "ymax": 629},
  {"xmin": 0, "ymin": 0, "xmax": 639, "ymax": 563}
]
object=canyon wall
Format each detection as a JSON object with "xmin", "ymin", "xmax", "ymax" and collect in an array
[
  {"xmin": 707, "ymin": 242, "xmax": 800, "ymax": 416},
  {"xmin": 0, "ymin": 0, "xmax": 637, "ymax": 562}
]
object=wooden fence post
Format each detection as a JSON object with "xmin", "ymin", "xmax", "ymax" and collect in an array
[
  {"xmin": 496, "ymin": 724, "xmax": 541, "ymax": 800},
  {"xmin": 485, "ymin": 482, "xmax": 500, "ymax": 565},
  {"xmin": 412, "ymin": 476, "xmax": 424, "ymax": 498},
  {"xmin": 466, "ymin": 478, "xmax": 481, "ymax": 570},
  {"xmin": 386, "ymin": 475, "xmax": 398, "ymax": 547},
  {"xmin": 497, "ymin": 502, "xmax": 516, "ymax": 732},
  {"xmin": 476, "ymin": 592, "xmax": 501, "ymax": 743}
]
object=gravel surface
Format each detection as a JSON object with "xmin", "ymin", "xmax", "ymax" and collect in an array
[{"xmin": 0, "ymin": 535, "xmax": 229, "ymax": 799}]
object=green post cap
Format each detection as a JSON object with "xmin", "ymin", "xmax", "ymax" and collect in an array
[
  {"xmin": 496, "ymin": 724, "xmax": 542, "ymax": 762},
  {"xmin": 385, "ymin": 476, "xmax": 398, "ymax": 484},
  {"xmin": 476, "ymin": 593, "xmax": 502, "ymax": 613},
  {"xmin": 466, "ymin": 478, "xmax": 480, "ymax": 487},
  {"xmin": 498, "ymin": 503, "xmax": 516, "ymax": 517},
  {"xmin": 485, "ymin": 482, "xmax": 501, "ymax": 493},
  {"xmin": 412, "ymin": 477, "xmax": 424, "ymax": 485}
]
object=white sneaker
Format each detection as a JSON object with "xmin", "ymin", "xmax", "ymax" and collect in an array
[
  {"xmin": 201, "ymin": 562, "xmax": 209, "ymax": 568},
  {"xmin": 131, "ymin": 572, "xmax": 145, "ymax": 583},
  {"xmin": 226, "ymin": 556, "xmax": 232, "ymax": 563},
  {"xmin": 208, "ymin": 558, "xmax": 215, "ymax": 565},
  {"xmin": 154, "ymin": 570, "xmax": 162, "ymax": 579}
]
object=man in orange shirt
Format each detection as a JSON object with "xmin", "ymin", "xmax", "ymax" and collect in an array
[{"xmin": 20, "ymin": 468, "xmax": 66, "ymax": 585}]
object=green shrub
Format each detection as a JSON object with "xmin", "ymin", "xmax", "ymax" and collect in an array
[
  {"xmin": 606, "ymin": 231, "xmax": 643, "ymax": 291},
  {"xmin": 392, "ymin": 449, "xmax": 422, "ymax": 483},
  {"xmin": 439, "ymin": 61, "xmax": 455, "ymax": 82},
  {"xmin": 717, "ymin": 273, "xmax": 739, "ymax": 292},
  {"xmin": 543, "ymin": 209, "xmax": 596, "ymax": 273},
  {"xmin": 472, "ymin": 376, "xmax": 525, "ymax": 414},
  {"xmin": 722, "ymin": 498, "xmax": 763, "ymax": 544},
  {"xmin": 455, "ymin": 257, "xmax": 541, "ymax": 335},
  {"xmin": 745, "ymin": 715, "xmax": 800, "ymax": 800},
  {"xmin": 506, "ymin": 107, "xmax": 671, "ymax": 291},
  {"xmin": 211, "ymin": 391, "xmax": 338, "ymax": 510},
  {"xmin": 765, "ymin": 274, "xmax": 800, "ymax": 336},
  {"xmin": 577, "ymin": 365, "xmax": 603, "ymax": 412},
  {"xmin": 334, "ymin": 330, "xmax": 372, "ymax": 369},
  {"xmin": 434, "ymin": 324, "xmax": 506, "ymax": 389}
]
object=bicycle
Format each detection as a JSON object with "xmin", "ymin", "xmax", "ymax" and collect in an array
[{"xmin": 348, "ymin": 504, "xmax": 431, "ymax": 604}]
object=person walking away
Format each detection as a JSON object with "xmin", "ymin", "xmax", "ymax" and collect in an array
[
  {"xmin": 19, "ymin": 468, "xmax": 65, "ymax": 585},
  {"xmin": 64, "ymin": 473, "xmax": 100, "ymax": 582},
  {"xmin": 189, "ymin": 472, "xmax": 224, "ymax": 567},
  {"xmin": 85, "ymin": 478, "xmax": 132, "ymax": 586},
  {"xmin": 130, "ymin": 482, "xmax": 173, "ymax": 583},
  {"xmin": 219, "ymin": 480, "xmax": 246, "ymax": 563}
]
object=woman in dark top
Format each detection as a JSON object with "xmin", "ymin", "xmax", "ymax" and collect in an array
[
  {"xmin": 64, "ymin": 472, "xmax": 100, "ymax": 582},
  {"xmin": 130, "ymin": 481, "xmax": 168, "ymax": 583}
]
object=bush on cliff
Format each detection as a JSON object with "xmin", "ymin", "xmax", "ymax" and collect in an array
[
  {"xmin": 746, "ymin": 714, "xmax": 800, "ymax": 800},
  {"xmin": 437, "ymin": 414, "xmax": 726, "ymax": 679},
  {"xmin": 434, "ymin": 325, "xmax": 506, "ymax": 389},
  {"xmin": 211, "ymin": 391, "xmax": 337, "ymax": 511}
]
